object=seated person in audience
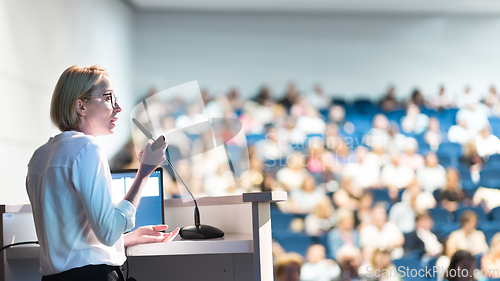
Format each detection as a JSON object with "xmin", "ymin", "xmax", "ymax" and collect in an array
[
  {"xmin": 238, "ymin": 156, "xmax": 265, "ymax": 192},
  {"xmin": 343, "ymin": 146, "xmax": 382, "ymax": 190},
  {"xmin": 399, "ymin": 137, "xmax": 425, "ymax": 171},
  {"xmin": 254, "ymin": 124, "xmax": 291, "ymax": 161},
  {"xmin": 448, "ymin": 114, "xmax": 475, "ymax": 146},
  {"xmin": 279, "ymin": 82, "xmax": 300, "ymax": 112},
  {"xmin": 436, "ymin": 237, "xmax": 458, "ymax": 281},
  {"xmin": 327, "ymin": 208, "xmax": 361, "ymax": 259},
  {"xmin": 387, "ymin": 123, "xmax": 407, "ymax": 153},
  {"xmin": 456, "ymin": 99, "xmax": 489, "ymax": 135},
  {"xmin": 484, "ymin": 85, "xmax": 500, "ymax": 117},
  {"xmin": 367, "ymin": 114, "xmax": 392, "ymax": 149},
  {"xmin": 403, "ymin": 212, "xmax": 443, "ymax": 258},
  {"xmin": 288, "ymin": 175, "xmax": 327, "ymax": 214},
  {"xmin": 380, "ymin": 86, "xmax": 400, "ymax": 112},
  {"xmin": 276, "ymin": 151, "xmax": 310, "ymax": 192},
  {"xmin": 328, "ymin": 104, "xmax": 346, "ymax": 127},
  {"xmin": 472, "ymin": 186, "xmax": 500, "ymax": 213},
  {"xmin": 439, "ymin": 167, "xmax": 468, "ymax": 212},
  {"xmin": 300, "ymin": 244, "xmax": 341, "ymax": 281},
  {"xmin": 390, "ymin": 179, "xmax": 436, "ymax": 234},
  {"xmin": 334, "ymin": 245, "xmax": 364, "ymax": 281},
  {"xmin": 327, "ymin": 136, "xmax": 353, "ymax": 175},
  {"xmin": 359, "ymin": 248, "xmax": 399, "ymax": 281},
  {"xmin": 275, "ymin": 252, "xmax": 303, "ymax": 281},
  {"xmin": 428, "ymin": 85, "xmax": 456, "ymax": 110},
  {"xmin": 306, "ymin": 137, "xmax": 335, "ymax": 181},
  {"xmin": 410, "ymin": 88, "xmax": 425, "ymax": 108},
  {"xmin": 380, "ymin": 151, "xmax": 415, "ymax": 200},
  {"xmin": 401, "ymin": 103, "xmax": 429, "ymax": 135},
  {"xmin": 481, "ymin": 233, "xmax": 500, "ymax": 278},
  {"xmin": 456, "ymin": 85, "xmax": 480, "ymax": 109},
  {"xmin": 444, "ymin": 250, "xmax": 476, "ymax": 281},
  {"xmin": 417, "ymin": 152, "xmax": 447, "ymax": 193},
  {"xmin": 277, "ymin": 116, "xmax": 307, "ymax": 145},
  {"xmin": 355, "ymin": 192, "xmax": 374, "ymax": 229},
  {"xmin": 474, "ymin": 125, "xmax": 500, "ymax": 158},
  {"xmin": 307, "ymin": 84, "xmax": 331, "ymax": 111},
  {"xmin": 424, "ymin": 117, "xmax": 444, "ymax": 151},
  {"xmin": 459, "ymin": 139, "xmax": 484, "ymax": 167},
  {"xmin": 304, "ymin": 198, "xmax": 337, "ymax": 236},
  {"xmin": 333, "ymin": 177, "xmax": 362, "ymax": 211},
  {"xmin": 227, "ymin": 87, "xmax": 245, "ymax": 111},
  {"xmin": 296, "ymin": 105, "xmax": 326, "ymax": 135},
  {"xmin": 448, "ymin": 210, "xmax": 489, "ymax": 256},
  {"xmin": 368, "ymin": 139, "xmax": 391, "ymax": 167},
  {"xmin": 360, "ymin": 204, "xmax": 405, "ymax": 259}
]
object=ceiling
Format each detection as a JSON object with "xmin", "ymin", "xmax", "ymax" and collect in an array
[{"xmin": 127, "ymin": 0, "xmax": 500, "ymax": 15}]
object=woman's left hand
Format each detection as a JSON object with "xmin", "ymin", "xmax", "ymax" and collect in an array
[{"xmin": 124, "ymin": 225, "xmax": 180, "ymax": 247}]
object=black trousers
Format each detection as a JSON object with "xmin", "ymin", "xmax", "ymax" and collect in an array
[{"xmin": 41, "ymin": 264, "xmax": 125, "ymax": 281}]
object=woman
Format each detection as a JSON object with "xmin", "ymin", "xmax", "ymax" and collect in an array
[
  {"xmin": 481, "ymin": 233, "xmax": 500, "ymax": 278},
  {"xmin": 360, "ymin": 248, "xmax": 399, "ymax": 281},
  {"xmin": 26, "ymin": 65, "xmax": 178, "ymax": 281},
  {"xmin": 447, "ymin": 211, "xmax": 489, "ymax": 256},
  {"xmin": 439, "ymin": 167, "xmax": 468, "ymax": 212},
  {"xmin": 445, "ymin": 250, "xmax": 476, "ymax": 281}
]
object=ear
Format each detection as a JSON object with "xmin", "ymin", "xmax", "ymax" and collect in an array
[{"xmin": 76, "ymin": 99, "xmax": 86, "ymax": 117}]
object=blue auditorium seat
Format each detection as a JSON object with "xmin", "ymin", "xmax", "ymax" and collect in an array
[
  {"xmin": 270, "ymin": 207, "xmax": 295, "ymax": 235},
  {"xmin": 436, "ymin": 143, "xmax": 462, "ymax": 159},
  {"xmin": 481, "ymin": 228, "xmax": 500, "ymax": 246},
  {"xmin": 461, "ymin": 179, "xmax": 478, "ymax": 198},
  {"xmin": 246, "ymin": 133, "xmax": 266, "ymax": 146},
  {"xmin": 489, "ymin": 117, "xmax": 500, "ymax": 137},
  {"xmin": 371, "ymin": 188, "xmax": 392, "ymax": 208},
  {"xmin": 437, "ymin": 155, "xmax": 453, "ymax": 168},
  {"xmin": 480, "ymin": 170, "xmax": 500, "ymax": 180},
  {"xmin": 486, "ymin": 153, "xmax": 500, "ymax": 163},
  {"xmin": 490, "ymin": 206, "xmax": 500, "ymax": 221},
  {"xmin": 419, "ymin": 142, "xmax": 432, "ymax": 156},
  {"xmin": 429, "ymin": 208, "xmax": 452, "ymax": 223},
  {"xmin": 434, "ymin": 222, "xmax": 460, "ymax": 239},
  {"xmin": 274, "ymin": 232, "xmax": 312, "ymax": 257}
]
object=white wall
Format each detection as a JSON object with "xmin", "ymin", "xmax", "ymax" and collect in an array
[
  {"xmin": 133, "ymin": 12, "xmax": 500, "ymax": 101},
  {"xmin": 0, "ymin": 0, "xmax": 134, "ymax": 204}
]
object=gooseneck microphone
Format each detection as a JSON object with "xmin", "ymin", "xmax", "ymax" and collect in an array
[
  {"xmin": 132, "ymin": 118, "xmax": 165, "ymax": 151},
  {"xmin": 132, "ymin": 117, "xmax": 224, "ymax": 239}
]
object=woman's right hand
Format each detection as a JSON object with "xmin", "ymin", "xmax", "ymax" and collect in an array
[{"xmin": 138, "ymin": 139, "xmax": 167, "ymax": 175}]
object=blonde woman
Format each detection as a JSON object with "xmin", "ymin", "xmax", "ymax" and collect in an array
[
  {"xmin": 26, "ymin": 65, "xmax": 177, "ymax": 281},
  {"xmin": 481, "ymin": 233, "xmax": 500, "ymax": 278}
]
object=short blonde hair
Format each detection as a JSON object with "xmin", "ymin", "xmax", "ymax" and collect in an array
[
  {"xmin": 50, "ymin": 65, "xmax": 107, "ymax": 131},
  {"xmin": 490, "ymin": 233, "xmax": 500, "ymax": 256}
]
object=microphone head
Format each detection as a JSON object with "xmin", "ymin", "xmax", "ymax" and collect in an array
[{"xmin": 132, "ymin": 118, "xmax": 153, "ymax": 140}]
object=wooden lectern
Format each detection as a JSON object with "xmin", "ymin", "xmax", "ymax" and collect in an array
[{"xmin": 1, "ymin": 191, "xmax": 286, "ymax": 281}]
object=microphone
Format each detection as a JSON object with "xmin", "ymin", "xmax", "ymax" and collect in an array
[
  {"xmin": 132, "ymin": 118, "xmax": 224, "ymax": 239},
  {"xmin": 132, "ymin": 118, "xmax": 165, "ymax": 151}
]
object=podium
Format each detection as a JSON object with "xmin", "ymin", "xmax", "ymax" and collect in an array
[{"xmin": 1, "ymin": 191, "xmax": 286, "ymax": 281}]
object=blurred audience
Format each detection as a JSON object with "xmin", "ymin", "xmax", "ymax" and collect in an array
[{"xmin": 118, "ymin": 81, "xmax": 500, "ymax": 280}]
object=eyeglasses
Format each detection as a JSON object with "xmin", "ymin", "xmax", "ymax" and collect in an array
[
  {"xmin": 83, "ymin": 92, "xmax": 118, "ymax": 109},
  {"xmin": 103, "ymin": 92, "xmax": 118, "ymax": 109}
]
